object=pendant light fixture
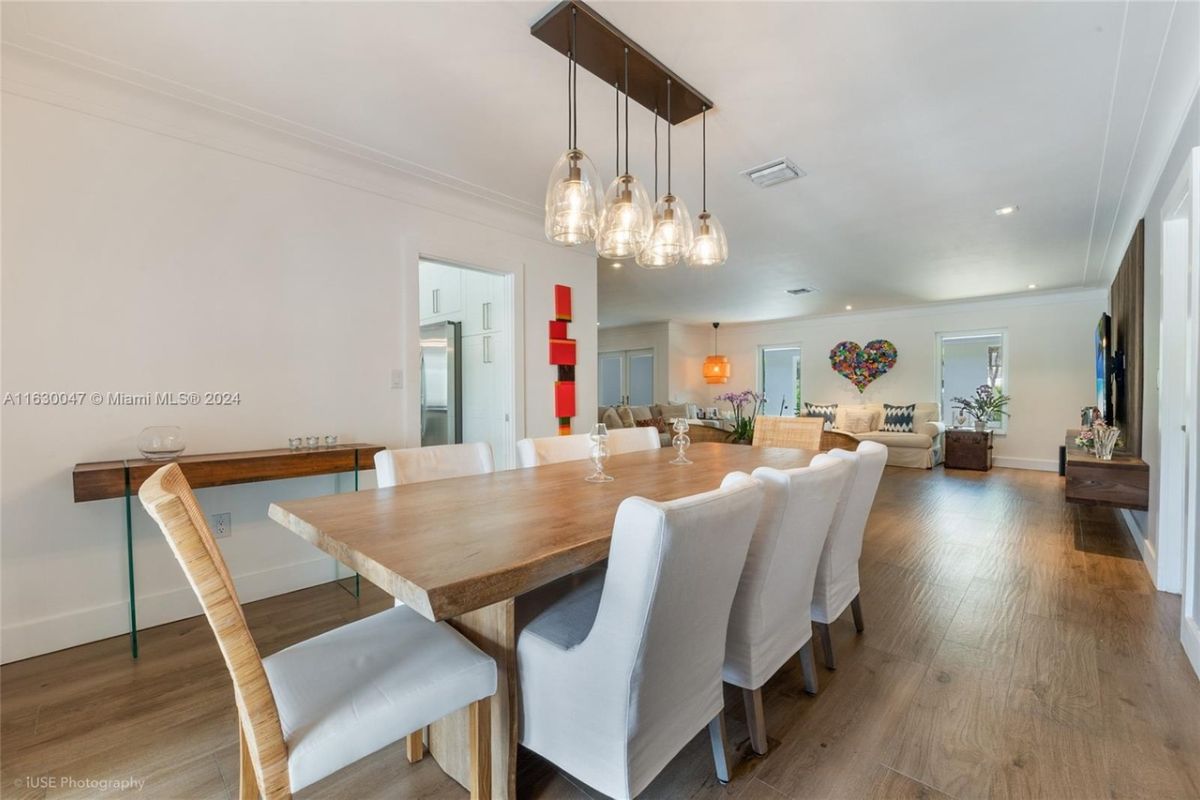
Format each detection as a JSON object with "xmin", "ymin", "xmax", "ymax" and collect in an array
[
  {"xmin": 544, "ymin": 7, "xmax": 603, "ymax": 246},
  {"xmin": 638, "ymin": 79, "xmax": 693, "ymax": 268},
  {"xmin": 703, "ymin": 322, "xmax": 731, "ymax": 384},
  {"xmin": 687, "ymin": 105, "xmax": 728, "ymax": 268},
  {"xmin": 596, "ymin": 47, "xmax": 653, "ymax": 259}
]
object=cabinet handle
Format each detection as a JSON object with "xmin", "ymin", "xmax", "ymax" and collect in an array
[
  {"xmin": 432, "ymin": 288, "xmax": 440, "ymax": 314},
  {"xmin": 483, "ymin": 335, "xmax": 492, "ymax": 364},
  {"xmin": 483, "ymin": 302, "xmax": 492, "ymax": 330}
]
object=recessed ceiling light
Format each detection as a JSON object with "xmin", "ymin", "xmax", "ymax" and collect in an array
[
  {"xmin": 845, "ymin": 305, "xmax": 853, "ymax": 310},
  {"xmin": 1027, "ymin": 283, "xmax": 1037, "ymax": 289},
  {"xmin": 995, "ymin": 205, "xmax": 1019, "ymax": 216}
]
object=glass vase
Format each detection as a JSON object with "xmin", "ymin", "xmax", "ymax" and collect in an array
[
  {"xmin": 586, "ymin": 423, "xmax": 614, "ymax": 482},
  {"xmin": 1094, "ymin": 426, "xmax": 1120, "ymax": 461}
]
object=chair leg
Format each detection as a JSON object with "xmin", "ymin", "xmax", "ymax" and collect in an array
[
  {"xmin": 239, "ymin": 725, "xmax": 258, "ymax": 800},
  {"xmin": 851, "ymin": 594, "xmax": 865, "ymax": 633},
  {"xmin": 798, "ymin": 640, "xmax": 819, "ymax": 695},
  {"xmin": 406, "ymin": 728, "xmax": 424, "ymax": 763},
  {"xmin": 707, "ymin": 712, "xmax": 732, "ymax": 784},
  {"xmin": 815, "ymin": 621, "xmax": 836, "ymax": 670},
  {"xmin": 742, "ymin": 688, "xmax": 768, "ymax": 756},
  {"xmin": 469, "ymin": 699, "xmax": 491, "ymax": 800}
]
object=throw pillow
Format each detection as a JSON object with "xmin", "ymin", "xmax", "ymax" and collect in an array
[
  {"xmin": 882, "ymin": 403, "xmax": 916, "ymax": 432},
  {"xmin": 635, "ymin": 417, "xmax": 668, "ymax": 434},
  {"xmin": 803, "ymin": 402, "xmax": 838, "ymax": 425},
  {"xmin": 842, "ymin": 407, "xmax": 877, "ymax": 434},
  {"xmin": 601, "ymin": 406, "xmax": 623, "ymax": 431},
  {"xmin": 616, "ymin": 406, "xmax": 636, "ymax": 428}
]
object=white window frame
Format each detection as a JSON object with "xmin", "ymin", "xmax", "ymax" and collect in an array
[
  {"xmin": 757, "ymin": 343, "xmax": 804, "ymax": 417},
  {"xmin": 935, "ymin": 328, "xmax": 1010, "ymax": 435}
]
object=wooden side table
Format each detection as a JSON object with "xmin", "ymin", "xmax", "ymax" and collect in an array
[{"xmin": 945, "ymin": 429, "xmax": 993, "ymax": 471}]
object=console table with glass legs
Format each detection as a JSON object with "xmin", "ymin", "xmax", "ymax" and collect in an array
[{"xmin": 72, "ymin": 443, "xmax": 385, "ymax": 658}]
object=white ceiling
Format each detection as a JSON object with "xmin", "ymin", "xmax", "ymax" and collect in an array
[{"xmin": 4, "ymin": 1, "xmax": 1197, "ymax": 326}]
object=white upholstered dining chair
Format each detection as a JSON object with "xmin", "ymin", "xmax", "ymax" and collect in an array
[
  {"xmin": 515, "ymin": 426, "xmax": 659, "ymax": 467},
  {"xmin": 139, "ymin": 463, "xmax": 496, "ymax": 799},
  {"xmin": 374, "ymin": 441, "xmax": 494, "ymax": 487},
  {"xmin": 721, "ymin": 457, "xmax": 851, "ymax": 755},
  {"xmin": 515, "ymin": 475, "xmax": 764, "ymax": 799},
  {"xmin": 810, "ymin": 441, "xmax": 888, "ymax": 669}
]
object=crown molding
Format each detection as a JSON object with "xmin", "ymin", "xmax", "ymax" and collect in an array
[{"xmin": 0, "ymin": 39, "xmax": 573, "ymax": 249}]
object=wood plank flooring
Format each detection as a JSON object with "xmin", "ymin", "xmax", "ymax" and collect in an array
[{"xmin": 3, "ymin": 466, "xmax": 1197, "ymax": 799}]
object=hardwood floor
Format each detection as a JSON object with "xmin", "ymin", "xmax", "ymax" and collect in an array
[{"xmin": 3, "ymin": 466, "xmax": 1197, "ymax": 799}]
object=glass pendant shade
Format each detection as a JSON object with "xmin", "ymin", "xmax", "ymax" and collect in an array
[
  {"xmin": 597, "ymin": 174, "xmax": 654, "ymax": 259},
  {"xmin": 636, "ymin": 194, "xmax": 694, "ymax": 269},
  {"xmin": 687, "ymin": 212, "xmax": 729, "ymax": 268},
  {"xmin": 544, "ymin": 148, "xmax": 603, "ymax": 246},
  {"xmin": 703, "ymin": 354, "xmax": 731, "ymax": 384}
]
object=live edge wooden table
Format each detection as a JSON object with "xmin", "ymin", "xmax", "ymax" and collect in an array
[
  {"xmin": 268, "ymin": 442, "xmax": 818, "ymax": 799},
  {"xmin": 72, "ymin": 443, "xmax": 384, "ymax": 657}
]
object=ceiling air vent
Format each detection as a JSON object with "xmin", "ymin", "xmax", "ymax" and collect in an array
[
  {"xmin": 786, "ymin": 287, "xmax": 817, "ymax": 296},
  {"xmin": 742, "ymin": 158, "xmax": 805, "ymax": 188}
]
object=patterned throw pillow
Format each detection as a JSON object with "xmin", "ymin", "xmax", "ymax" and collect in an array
[
  {"xmin": 635, "ymin": 417, "xmax": 668, "ymax": 434},
  {"xmin": 881, "ymin": 403, "xmax": 916, "ymax": 432},
  {"xmin": 803, "ymin": 402, "xmax": 838, "ymax": 425}
]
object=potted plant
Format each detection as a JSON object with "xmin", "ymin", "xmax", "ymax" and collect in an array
[
  {"xmin": 715, "ymin": 389, "xmax": 764, "ymax": 444},
  {"xmin": 951, "ymin": 384, "xmax": 1010, "ymax": 432}
]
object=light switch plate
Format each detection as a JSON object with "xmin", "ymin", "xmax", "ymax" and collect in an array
[{"xmin": 391, "ymin": 369, "xmax": 404, "ymax": 389}]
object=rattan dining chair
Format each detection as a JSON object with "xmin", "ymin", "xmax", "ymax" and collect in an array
[
  {"xmin": 139, "ymin": 463, "xmax": 496, "ymax": 799},
  {"xmin": 751, "ymin": 415, "xmax": 824, "ymax": 451}
]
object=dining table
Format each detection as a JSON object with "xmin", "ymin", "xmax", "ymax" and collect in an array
[{"xmin": 268, "ymin": 441, "xmax": 819, "ymax": 799}]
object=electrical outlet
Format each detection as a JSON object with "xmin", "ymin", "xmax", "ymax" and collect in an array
[{"xmin": 212, "ymin": 512, "xmax": 231, "ymax": 539}]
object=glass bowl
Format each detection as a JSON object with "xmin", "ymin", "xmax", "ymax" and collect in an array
[{"xmin": 137, "ymin": 426, "xmax": 185, "ymax": 461}]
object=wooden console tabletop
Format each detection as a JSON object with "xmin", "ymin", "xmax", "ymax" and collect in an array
[{"xmin": 73, "ymin": 443, "xmax": 384, "ymax": 502}]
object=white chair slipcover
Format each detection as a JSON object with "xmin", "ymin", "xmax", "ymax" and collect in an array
[
  {"xmin": 721, "ymin": 456, "xmax": 851, "ymax": 753},
  {"xmin": 374, "ymin": 441, "xmax": 494, "ymax": 487},
  {"xmin": 515, "ymin": 426, "xmax": 659, "ymax": 468},
  {"xmin": 810, "ymin": 441, "xmax": 888, "ymax": 668},
  {"xmin": 516, "ymin": 475, "xmax": 764, "ymax": 799}
]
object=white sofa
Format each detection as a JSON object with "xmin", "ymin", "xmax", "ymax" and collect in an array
[{"xmin": 823, "ymin": 402, "xmax": 944, "ymax": 469}]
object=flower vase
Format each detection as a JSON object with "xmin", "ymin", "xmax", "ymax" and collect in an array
[{"xmin": 1094, "ymin": 426, "xmax": 1120, "ymax": 461}]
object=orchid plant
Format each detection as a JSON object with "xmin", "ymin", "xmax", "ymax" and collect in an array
[
  {"xmin": 716, "ymin": 389, "xmax": 765, "ymax": 443},
  {"xmin": 951, "ymin": 384, "xmax": 1010, "ymax": 429}
]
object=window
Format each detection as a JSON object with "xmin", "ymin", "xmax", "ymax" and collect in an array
[
  {"xmin": 759, "ymin": 345, "xmax": 803, "ymax": 416},
  {"xmin": 937, "ymin": 330, "xmax": 1008, "ymax": 433},
  {"xmin": 598, "ymin": 349, "xmax": 654, "ymax": 406}
]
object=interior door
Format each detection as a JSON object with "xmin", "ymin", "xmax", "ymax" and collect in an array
[
  {"xmin": 599, "ymin": 352, "xmax": 625, "ymax": 406},
  {"xmin": 598, "ymin": 349, "xmax": 655, "ymax": 406}
]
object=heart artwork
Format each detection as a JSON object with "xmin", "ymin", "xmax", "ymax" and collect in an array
[{"xmin": 829, "ymin": 340, "xmax": 898, "ymax": 393}]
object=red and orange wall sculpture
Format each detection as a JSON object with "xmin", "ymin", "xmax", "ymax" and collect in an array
[{"xmin": 549, "ymin": 284, "xmax": 575, "ymax": 435}]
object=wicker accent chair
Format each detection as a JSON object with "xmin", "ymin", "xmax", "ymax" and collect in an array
[
  {"xmin": 752, "ymin": 416, "xmax": 824, "ymax": 451},
  {"xmin": 139, "ymin": 463, "xmax": 496, "ymax": 799}
]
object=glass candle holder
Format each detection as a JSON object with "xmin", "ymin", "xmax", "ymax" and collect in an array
[
  {"xmin": 137, "ymin": 426, "xmax": 185, "ymax": 461},
  {"xmin": 305, "ymin": 435, "xmax": 320, "ymax": 449},
  {"xmin": 585, "ymin": 423, "xmax": 614, "ymax": 482},
  {"xmin": 288, "ymin": 437, "xmax": 303, "ymax": 450},
  {"xmin": 324, "ymin": 435, "xmax": 339, "ymax": 447},
  {"xmin": 670, "ymin": 418, "xmax": 692, "ymax": 465}
]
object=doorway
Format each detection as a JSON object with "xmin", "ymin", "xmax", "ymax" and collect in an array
[
  {"xmin": 599, "ymin": 349, "xmax": 654, "ymax": 406},
  {"xmin": 418, "ymin": 259, "xmax": 516, "ymax": 469},
  {"xmin": 758, "ymin": 345, "xmax": 802, "ymax": 416},
  {"xmin": 1157, "ymin": 149, "xmax": 1199, "ymax": 679}
]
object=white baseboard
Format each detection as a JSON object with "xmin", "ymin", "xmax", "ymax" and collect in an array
[
  {"xmin": 992, "ymin": 457, "xmax": 1058, "ymax": 471},
  {"xmin": 1119, "ymin": 508, "xmax": 1162, "ymax": 590},
  {"xmin": 1, "ymin": 557, "xmax": 338, "ymax": 664},
  {"xmin": 1182, "ymin": 614, "xmax": 1200, "ymax": 682}
]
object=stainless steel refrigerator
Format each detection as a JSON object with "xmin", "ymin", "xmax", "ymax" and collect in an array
[{"xmin": 420, "ymin": 321, "xmax": 462, "ymax": 446}]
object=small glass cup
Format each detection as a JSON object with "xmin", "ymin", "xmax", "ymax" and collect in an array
[
  {"xmin": 305, "ymin": 435, "xmax": 320, "ymax": 449},
  {"xmin": 288, "ymin": 436, "xmax": 303, "ymax": 450},
  {"xmin": 324, "ymin": 434, "xmax": 339, "ymax": 448},
  {"xmin": 670, "ymin": 418, "xmax": 692, "ymax": 465},
  {"xmin": 586, "ymin": 423, "xmax": 614, "ymax": 482}
]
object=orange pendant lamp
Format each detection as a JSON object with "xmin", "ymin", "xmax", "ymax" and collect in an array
[{"xmin": 703, "ymin": 322, "xmax": 731, "ymax": 384}]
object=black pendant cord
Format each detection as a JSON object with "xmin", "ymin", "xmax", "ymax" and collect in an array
[
  {"xmin": 623, "ymin": 48, "xmax": 630, "ymax": 176},
  {"xmin": 666, "ymin": 79, "xmax": 673, "ymax": 195},
  {"xmin": 701, "ymin": 105, "xmax": 708, "ymax": 213},
  {"xmin": 652, "ymin": 107, "xmax": 659, "ymax": 198},
  {"xmin": 566, "ymin": 47, "xmax": 572, "ymax": 150},
  {"xmin": 614, "ymin": 81, "xmax": 619, "ymax": 176},
  {"xmin": 570, "ymin": 7, "xmax": 578, "ymax": 150}
]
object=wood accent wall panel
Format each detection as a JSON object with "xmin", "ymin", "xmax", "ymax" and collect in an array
[{"xmin": 1109, "ymin": 219, "xmax": 1144, "ymax": 456}]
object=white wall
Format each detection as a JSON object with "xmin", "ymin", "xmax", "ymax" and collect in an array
[
  {"xmin": 0, "ymin": 49, "xmax": 598, "ymax": 662},
  {"xmin": 671, "ymin": 290, "xmax": 1107, "ymax": 470}
]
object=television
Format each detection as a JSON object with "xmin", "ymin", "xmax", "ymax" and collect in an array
[{"xmin": 1095, "ymin": 312, "xmax": 1124, "ymax": 425}]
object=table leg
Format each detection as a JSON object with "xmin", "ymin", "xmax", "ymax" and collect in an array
[
  {"xmin": 124, "ymin": 465, "xmax": 138, "ymax": 659},
  {"xmin": 428, "ymin": 599, "xmax": 517, "ymax": 800}
]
